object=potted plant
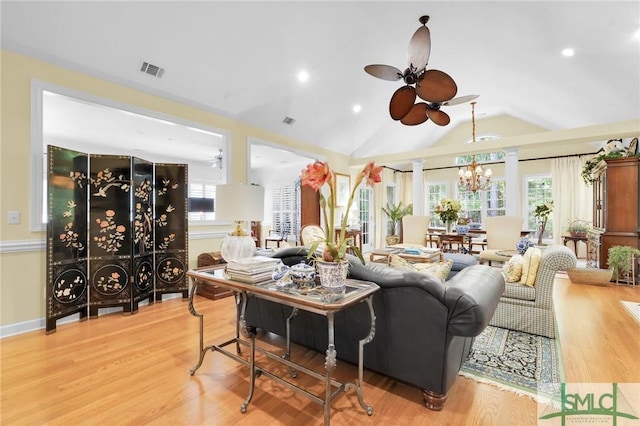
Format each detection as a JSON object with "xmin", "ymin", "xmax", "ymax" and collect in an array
[
  {"xmin": 381, "ymin": 201, "xmax": 413, "ymax": 245},
  {"xmin": 568, "ymin": 219, "xmax": 589, "ymax": 238},
  {"xmin": 533, "ymin": 201, "xmax": 553, "ymax": 245},
  {"xmin": 607, "ymin": 245, "xmax": 640, "ymax": 284}
]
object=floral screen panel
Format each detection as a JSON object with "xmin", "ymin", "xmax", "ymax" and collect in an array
[
  {"xmin": 132, "ymin": 157, "xmax": 155, "ymax": 311},
  {"xmin": 154, "ymin": 163, "xmax": 188, "ymax": 299},
  {"xmin": 46, "ymin": 146, "xmax": 89, "ymax": 334},
  {"xmin": 88, "ymin": 154, "xmax": 133, "ymax": 317}
]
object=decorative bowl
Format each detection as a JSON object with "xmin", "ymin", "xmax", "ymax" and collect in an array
[{"xmin": 289, "ymin": 262, "xmax": 316, "ymax": 290}]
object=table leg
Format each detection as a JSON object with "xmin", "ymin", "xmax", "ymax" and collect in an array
[
  {"xmin": 240, "ymin": 292, "xmax": 257, "ymax": 414},
  {"xmin": 188, "ymin": 278, "xmax": 212, "ymax": 375},
  {"xmin": 324, "ymin": 312, "xmax": 336, "ymax": 425},
  {"xmin": 284, "ymin": 307, "xmax": 298, "ymax": 378},
  {"xmin": 345, "ymin": 296, "xmax": 375, "ymax": 416}
]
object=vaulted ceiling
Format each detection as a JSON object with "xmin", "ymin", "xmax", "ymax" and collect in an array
[{"xmin": 2, "ymin": 1, "xmax": 639, "ymax": 165}]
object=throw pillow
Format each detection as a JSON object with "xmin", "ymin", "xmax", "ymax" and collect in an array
[
  {"xmin": 503, "ymin": 254, "xmax": 523, "ymax": 283},
  {"xmin": 520, "ymin": 247, "xmax": 542, "ymax": 287},
  {"xmin": 387, "ymin": 255, "xmax": 453, "ymax": 281},
  {"xmin": 412, "ymin": 259, "xmax": 454, "ymax": 282},
  {"xmin": 388, "ymin": 254, "xmax": 415, "ymax": 271}
]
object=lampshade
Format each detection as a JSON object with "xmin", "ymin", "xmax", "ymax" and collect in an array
[{"xmin": 216, "ymin": 184, "xmax": 264, "ymax": 262}]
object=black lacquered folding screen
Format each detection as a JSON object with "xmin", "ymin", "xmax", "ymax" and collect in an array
[
  {"xmin": 46, "ymin": 146, "xmax": 188, "ymax": 332},
  {"xmin": 88, "ymin": 154, "xmax": 133, "ymax": 317},
  {"xmin": 132, "ymin": 157, "xmax": 155, "ymax": 311},
  {"xmin": 46, "ymin": 146, "xmax": 89, "ymax": 334},
  {"xmin": 154, "ymin": 164, "xmax": 189, "ymax": 299}
]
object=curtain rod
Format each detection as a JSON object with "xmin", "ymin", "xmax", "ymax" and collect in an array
[{"xmin": 383, "ymin": 151, "xmax": 598, "ymax": 173}]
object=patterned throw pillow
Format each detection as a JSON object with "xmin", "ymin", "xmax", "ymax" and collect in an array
[
  {"xmin": 520, "ymin": 247, "xmax": 543, "ymax": 287},
  {"xmin": 388, "ymin": 254, "xmax": 415, "ymax": 271},
  {"xmin": 387, "ymin": 255, "xmax": 453, "ymax": 281},
  {"xmin": 503, "ymin": 254, "xmax": 523, "ymax": 282},
  {"xmin": 412, "ymin": 259, "xmax": 454, "ymax": 282}
]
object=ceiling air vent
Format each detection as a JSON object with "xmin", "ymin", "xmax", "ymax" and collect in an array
[
  {"xmin": 139, "ymin": 61, "xmax": 165, "ymax": 78},
  {"xmin": 283, "ymin": 116, "xmax": 295, "ymax": 125}
]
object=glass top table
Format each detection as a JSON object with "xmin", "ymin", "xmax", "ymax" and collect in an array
[{"xmin": 186, "ymin": 264, "xmax": 379, "ymax": 425}]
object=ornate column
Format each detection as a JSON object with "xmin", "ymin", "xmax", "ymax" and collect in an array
[
  {"xmin": 412, "ymin": 159, "xmax": 424, "ymax": 215},
  {"xmin": 504, "ymin": 148, "xmax": 520, "ymax": 216}
]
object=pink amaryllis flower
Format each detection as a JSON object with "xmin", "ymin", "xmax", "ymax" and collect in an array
[{"xmin": 300, "ymin": 161, "xmax": 332, "ymax": 191}]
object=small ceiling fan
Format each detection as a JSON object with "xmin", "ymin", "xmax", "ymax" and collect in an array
[{"xmin": 364, "ymin": 15, "xmax": 478, "ymax": 126}]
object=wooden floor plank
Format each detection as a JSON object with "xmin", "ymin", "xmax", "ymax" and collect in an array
[{"xmin": 1, "ymin": 276, "xmax": 639, "ymax": 425}]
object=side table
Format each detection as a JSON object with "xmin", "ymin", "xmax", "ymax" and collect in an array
[{"xmin": 562, "ymin": 235, "xmax": 587, "ymax": 257}]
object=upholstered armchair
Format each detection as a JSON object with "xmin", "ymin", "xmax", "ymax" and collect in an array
[
  {"xmin": 401, "ymin": 215, "xmax": 430, "ymax": 246},
  {"xmin": 478, "ymin": 215, "xmax": 524, "ymax": 265},
  {"xmin": 490, "ymin": 245, "xmax": 576, "ymax": 338}
]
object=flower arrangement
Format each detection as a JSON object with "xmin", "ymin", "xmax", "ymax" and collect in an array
[
  {"xmin": 300, "ymin": 161, "xmax": 382, "ymax": 263},
  {"xmin": 434, "ymin": 198, "xmax": 461, "ymax": 224},
  {"xmin": 533, "ymin": 201, "xmax": 553, "ymax": 245}
]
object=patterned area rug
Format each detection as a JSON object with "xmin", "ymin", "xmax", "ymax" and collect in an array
[{"xmin": 459, "ymin": 326, "xmax": 564, "ymax": 401}]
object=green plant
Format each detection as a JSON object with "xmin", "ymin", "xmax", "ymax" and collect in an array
[
  {"xmin": 607, "ymin": 245, "xmax": 640, "ymax": 281},
  {"xmin": 568, "ymin": 219, "xmax": 589, "ymax": 237},
  {"xmin": 381, "ymin": 201, "xmax": 413, "ymax": 235},
  {"xmin": 533, "ymin": 201, "xmax": 553, "ymax": 245},
  {"xmin": 582, "ymin": 151, "xmax": 625, "ymax": 185}
]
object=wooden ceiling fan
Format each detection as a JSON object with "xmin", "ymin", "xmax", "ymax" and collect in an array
[{"xmin": 364, "ymin": 15, "xmax": 478, "ymax": 126}]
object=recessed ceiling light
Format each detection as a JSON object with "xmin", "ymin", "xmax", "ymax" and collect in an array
[
  {"xmin": 353, "ymin": 104, "xmax": 362, "ymax": 113},
  {"xmin": 562, "ymin": 48, "xmax": 575, "ymax": 57},
  {"xmin": 297, "ymin": 70, "xmax": 309, "ymax": 82}
]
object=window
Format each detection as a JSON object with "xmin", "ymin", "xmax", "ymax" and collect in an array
[
  {"xmin": 526, "ymin": 176, "xmax": 553, "ymax": 238},
  {"xmin": 426, "ymin": 182, "xmax": 447, "ymax": 227},
  {"xmin": 457, "ymin": 187, "xmax": 482, "ymax": 223},
  {"xmin": 188, "ymin": 181, "xmax": 216, "ymax": 222},
  {"xmin": 455, "ymin": 147, "xmax": 504, "ymax": 166},
  {"xmin": 384, "ymin": 184, "xmax": 397, "ymax": 233},
  {"xmin": 455, "ymin": 178, "xmax": 505, "ymax": 224},
  {"xmin": 272, "ymin": 180, "xmax": 299, "ymax": 239},
  {"xmin": 485, "ymin": 179, "xmax": 506, "ymax": 217}
]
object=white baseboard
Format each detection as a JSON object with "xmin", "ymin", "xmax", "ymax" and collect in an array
[{"xmin": 0, "ymin": 294, "xmax": 182, "ymax": 338}]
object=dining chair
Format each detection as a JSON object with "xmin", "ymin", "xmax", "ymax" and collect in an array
[{"xmin": 478, "ymin": 216, "xmax": 524, "ymax": 265}]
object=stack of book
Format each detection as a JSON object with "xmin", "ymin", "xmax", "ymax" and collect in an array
[{"xmin": 226, "ymin": 256, "xmax": 280, "ymax": 284}]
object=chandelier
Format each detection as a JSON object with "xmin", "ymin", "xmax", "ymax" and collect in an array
[{"xmin": 458, "ymin": 102, "xmax": 492, "ymax": 192}]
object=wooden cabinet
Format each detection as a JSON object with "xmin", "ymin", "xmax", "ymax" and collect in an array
[
  {"xmin": 589, "ymin": 157, "xmax": 640, "ymax": 268},
  {"xmin": 195, "ymin": 252, "xmax": 232, "ymax": 300}
]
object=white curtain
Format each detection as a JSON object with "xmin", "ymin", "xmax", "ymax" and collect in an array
[{"xmin": 550, "ymin": 156, "xmax": 593, "ymax": 257}]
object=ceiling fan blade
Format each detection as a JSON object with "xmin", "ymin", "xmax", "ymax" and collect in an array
[
  {"xmin": 415, "ymin": 69, "xmax": 458, "ymax": 103},
  {"xmin": 364, "ymin": 64, "xmax": 403, "ymax": 81},
  {"xmin": 401, "ymin": 102, "xmax": 429, "ymax": 126},
  {"xmin": 389, "ymin": 86, "xmax": 416, "ymax": 120},
  {"xmin": 407, "ymin": 25, "xmax": 431, "ymax": 71},
  {"xmin": 443, "ymin": 94, "xmax": 479, "ymax": 106},
  {"xmin": 426, "ymin": 106, "xmax": 451, "ymax": 126}
]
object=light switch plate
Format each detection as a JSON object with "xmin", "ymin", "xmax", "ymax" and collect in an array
[{"xmin": 7, "ymin": 211, "xmax": 20, "ymax": 224}]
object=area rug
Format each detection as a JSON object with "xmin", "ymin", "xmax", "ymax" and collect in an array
[
  {"xmin": 459, "ymin": 326, "xmax": 564, "ymax": 401},
  {"xmin": 621, "ymin": 300, "xmax": 640, "ymax": 323}
]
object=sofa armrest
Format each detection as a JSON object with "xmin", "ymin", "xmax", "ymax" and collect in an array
[{"xmin": 443, "ymin": 265, "xmax": 505, "ymax": 337}]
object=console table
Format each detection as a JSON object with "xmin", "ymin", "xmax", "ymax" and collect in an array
[
  {"xmin": 562, "ymin": 235, "xmax": 588, "ymax": 257},
  {"xmin": 186, "ymin": 265, "xmax": 379, "ymax": 425}
]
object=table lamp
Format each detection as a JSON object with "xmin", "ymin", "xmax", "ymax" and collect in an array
[{"xmin": 216, "ymin": 183, "xmax": 264, "ymax": 262}]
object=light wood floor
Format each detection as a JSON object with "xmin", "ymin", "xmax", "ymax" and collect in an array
[{"xmin": 2, "ymin": 275, "xmax": 639, "ymax": 425}]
